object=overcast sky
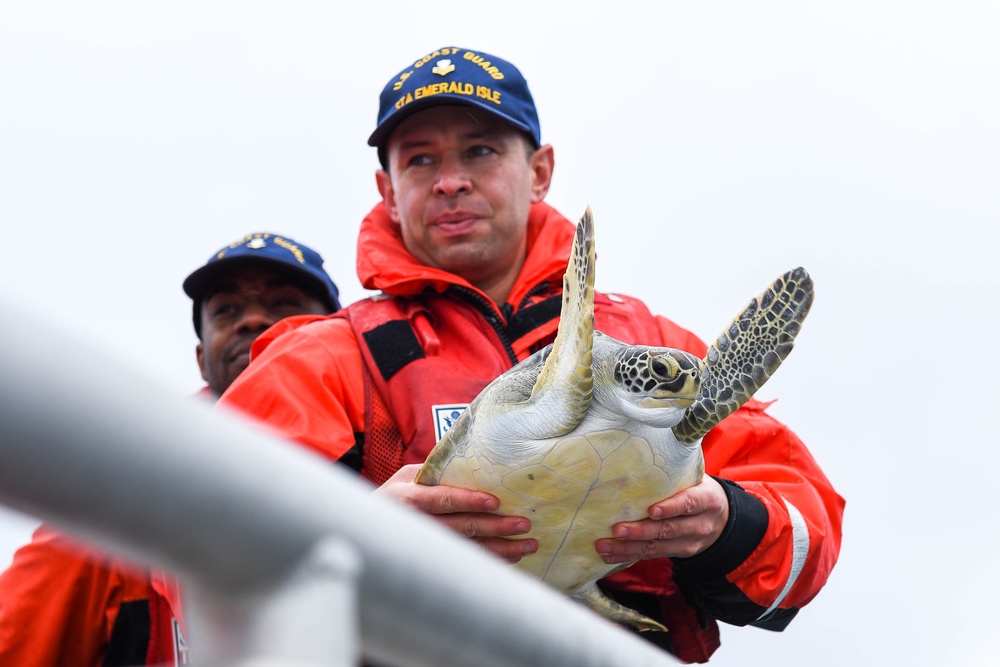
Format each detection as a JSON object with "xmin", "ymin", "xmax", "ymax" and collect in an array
[{"xmin": 1, "ymin": 2, "xmax": 998, "ymax": 665}]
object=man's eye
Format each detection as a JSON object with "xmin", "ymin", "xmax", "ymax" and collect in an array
[
  {"xmin": 466, "ymin": 145, "xmax": 495, "ymax": 158},
  {"xmin": 272, "ymin": 297, "xmax": 304, "ymax": 309},
  {"xmin": 407, "ymin": 154, "xmax": 433, "ymax": 167},
  {"xmin": 211, "ymin": 303, "xmax": 238, "ymax": 318}
]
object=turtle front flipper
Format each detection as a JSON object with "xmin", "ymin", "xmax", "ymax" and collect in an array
[
  {"xmin": 526, "ymin": 207, "xmax": 597, "ymax": 438},
  {"xmin": 572, "ymin": 582, "xmax": 668, "ymax": 633},
  {"xmin": 673, "ymin": 267, "xmax": 815, "ymax": 443}
]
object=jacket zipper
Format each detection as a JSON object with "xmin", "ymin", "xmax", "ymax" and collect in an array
[{"xmin": 449, "ymin": 286, "xmax": 519, "ymax": 366}]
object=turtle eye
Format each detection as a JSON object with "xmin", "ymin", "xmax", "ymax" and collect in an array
[{"xmin": 650, "ymin": 358, "xmax": 671, "ymax": 379}]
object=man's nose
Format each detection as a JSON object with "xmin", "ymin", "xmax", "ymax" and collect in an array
[
  {"xmin": 236, "ymin": 300, "xmax": 277, "ymax": 332},
  {"xmin": 433, "ymin": 156, "xmax": 471, "ymax": 197}
]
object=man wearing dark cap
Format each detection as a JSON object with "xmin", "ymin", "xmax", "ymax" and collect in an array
[
  {"xmin": 0, "ymin": 232, "xmax": 340, "ymax": 666},
  {"xmin": 183, "ymin": 232, "xmax": 341, "ymax": 398},
  {"xmin": 220, "ymin": 47, "xmax": 844, "ymax": 662}
]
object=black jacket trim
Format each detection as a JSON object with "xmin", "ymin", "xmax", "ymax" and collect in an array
[
  {"xmin": 505, "ymin": 295, "xmax": 562, "ymax": 341},
  {"xmin": 670, "ymin": 476, "xmax": 802, "ymax": 628},
  {"xmin": 103, "ymin": 600, "xmax": 150, "ymax": 667},
  {"xmin": 362, "ymin": 320, "xmax": 425, "ymax": 381}
]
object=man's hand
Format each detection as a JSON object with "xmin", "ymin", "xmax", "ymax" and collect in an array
[
  {"xmin": 595, "ymin": 476, "xmax": 730, "ymax": 563},
  {"xmin": 374, "ymin": 464, "xmax": 538, "ymax": 563}
]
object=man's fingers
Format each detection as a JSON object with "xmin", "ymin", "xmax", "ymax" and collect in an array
[
  {"xmin": 385, "ymin": 463, "xmax": 419, "ymax": 484},
  {"xmin": 437, "ymin": 512, "xmax": 530, "ymax": 538},
  {"xmin": 376, "ymin": 465, "xmax": 501, "ymax": 515},
  {"xmin": 433, "ymin": 513, "xmax": 537, "ymax": 562},
  {"xmin": 613, "ymin": 513, "xmax": 720, "ymax": 542},
  {"xmin": 374, "ymin": 464, "xmax": 536, "ymax": 562},
  {"xmin": 596, "ymin": 489, "xmax": 730, "ymax": 562},
  {"xmin": 596, "ymin": 535, "xmax": 704, "ymax": 562},
  {"xmin": 597, "ymin": 515, "xmax": 712, "ymax": 560},
  {"xmin": 649, "ymin": 485, "xmax": 716, "ymax": 519},
  {"xmin": 415, "ymin": 484, "xmax": 500, "ymax": 515},
  {"xmin": 475, "ymin": 537, "xmax": 539, "ymax": 564}
]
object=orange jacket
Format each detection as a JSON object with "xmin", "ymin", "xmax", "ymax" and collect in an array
[
  {"xmin": 0, "ymin": 387, "xmax": 209, "ymax": 666},
  {"xmin": 0, "ymin": 525, "xmax": 186, "ymax": 666},
  {"xmin": 220, "ymin": 202, "xmax": 844, "ymax": 663}
]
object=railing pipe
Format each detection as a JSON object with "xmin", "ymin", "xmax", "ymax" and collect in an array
[{"xmin": 0, "ymin": 297, "xmax": 679, "ymax": 666}]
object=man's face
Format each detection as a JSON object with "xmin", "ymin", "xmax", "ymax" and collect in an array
[
  {"xmin": 197, "ymin": 265, "xmax": 329, "ymax": 396},
  {"xmin": 376, "ymin": 105, "xmax": 554, "ymax": 304}
]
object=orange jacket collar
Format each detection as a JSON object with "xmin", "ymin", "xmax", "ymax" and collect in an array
[{"xmin": 356, "ymin": 201, "xmax": 577, "ymax": 308}]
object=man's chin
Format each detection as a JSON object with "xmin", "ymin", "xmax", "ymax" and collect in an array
[
  {"xmin": 231, "ymin": 352, "xmax": 251, "ymax": 371},
  {"xmin": 220, "ymin": 360, "xmax": 251, "ymax": 392}
]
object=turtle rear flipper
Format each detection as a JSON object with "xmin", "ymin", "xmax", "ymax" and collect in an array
[
  {"xmin": 673, "ymin": 267, "xmax": 814, "ymax": 443},
  {"xmin": 572, "ymin": 582, "xmax": 668, "ymax": 633}
]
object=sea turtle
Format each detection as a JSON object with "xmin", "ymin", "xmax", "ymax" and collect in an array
[{"xmin": 414, "ymin": 207, "xmax": 814, "ymax": 632}]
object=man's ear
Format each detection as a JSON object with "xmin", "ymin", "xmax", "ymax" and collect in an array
[
  {"xmin": 529, "ymin": 144, "xmax": 555, "ymax": 203},
  {"xmin": 375, "ymin": 169, "xmax": 400, "ymax": 223},
  {"xmin": 196, "ymin": 343, "xmax": 208, "ymax": 382}
]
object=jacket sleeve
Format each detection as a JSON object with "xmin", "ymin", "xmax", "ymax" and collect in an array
[
  {"xmin": 217, "ymin": 316, "xmax": 367, "ymax": 462},
  {"xmin": 655, "ymin": 316, "xmax": 845, "ymax": 629},
  {"xmin": 0, "ymin": 526, "xmax": 131, "ymax": 665},
  {"xmin": 676, "ymin": 404, "xmax": 843, "ymax": 629}
]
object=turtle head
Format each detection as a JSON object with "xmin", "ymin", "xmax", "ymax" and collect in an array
[{"xmin": 592, "ymin": 332, "xmax": 706, "ymax": 428}]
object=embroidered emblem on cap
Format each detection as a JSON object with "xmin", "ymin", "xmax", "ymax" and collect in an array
[
  {"xmin": 432, "ymin": 59, "xmax": 455, "ymax": 76},
  {"xmin": 247, "ymin": 238, "xmax": 267, "ymax": 249}
]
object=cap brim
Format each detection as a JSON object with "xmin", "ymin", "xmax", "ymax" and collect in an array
[
  {"xmin": 183, "ymin": 255, "xmax": 335, "ymax": 309},
  {"xmin": 367, "ymin": 96, "xmax": 536, "ymax": 149}
]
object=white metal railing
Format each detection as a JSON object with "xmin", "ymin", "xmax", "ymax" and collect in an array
[{"xmin": 0, "ymin": 296, "xmax": 680, "ymax": 667}]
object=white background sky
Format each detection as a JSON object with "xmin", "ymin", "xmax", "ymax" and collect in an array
[{"xmin": 1, "ymin": 2, "xmax": 998, "ymax": 665}]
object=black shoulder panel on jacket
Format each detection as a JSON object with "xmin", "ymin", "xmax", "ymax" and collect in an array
[
  {"xmin": 362, "ymin": 319, "xmax": 426, "ymax": 381},
  {"xmin": 505, "ymin": 295, "xmax": 562, "ymax": 341}
]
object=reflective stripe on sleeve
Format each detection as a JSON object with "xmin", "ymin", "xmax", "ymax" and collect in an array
[{"xmin": 758, "ymin": 497, "xmax": 809, "ymax": 620}]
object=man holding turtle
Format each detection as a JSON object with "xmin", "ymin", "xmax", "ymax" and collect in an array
[{"xmin": 219, "ymin": 47, "xmax": 843, "ymax": 662}]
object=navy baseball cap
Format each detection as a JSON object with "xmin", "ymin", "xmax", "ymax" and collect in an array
[
  {"xmin": 368, "ymin": 46, "xmax": 541, "ymax": 152},
  {"xmin": 183, "ymin": 232, "xmax": 341, "ymax": 337}
]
